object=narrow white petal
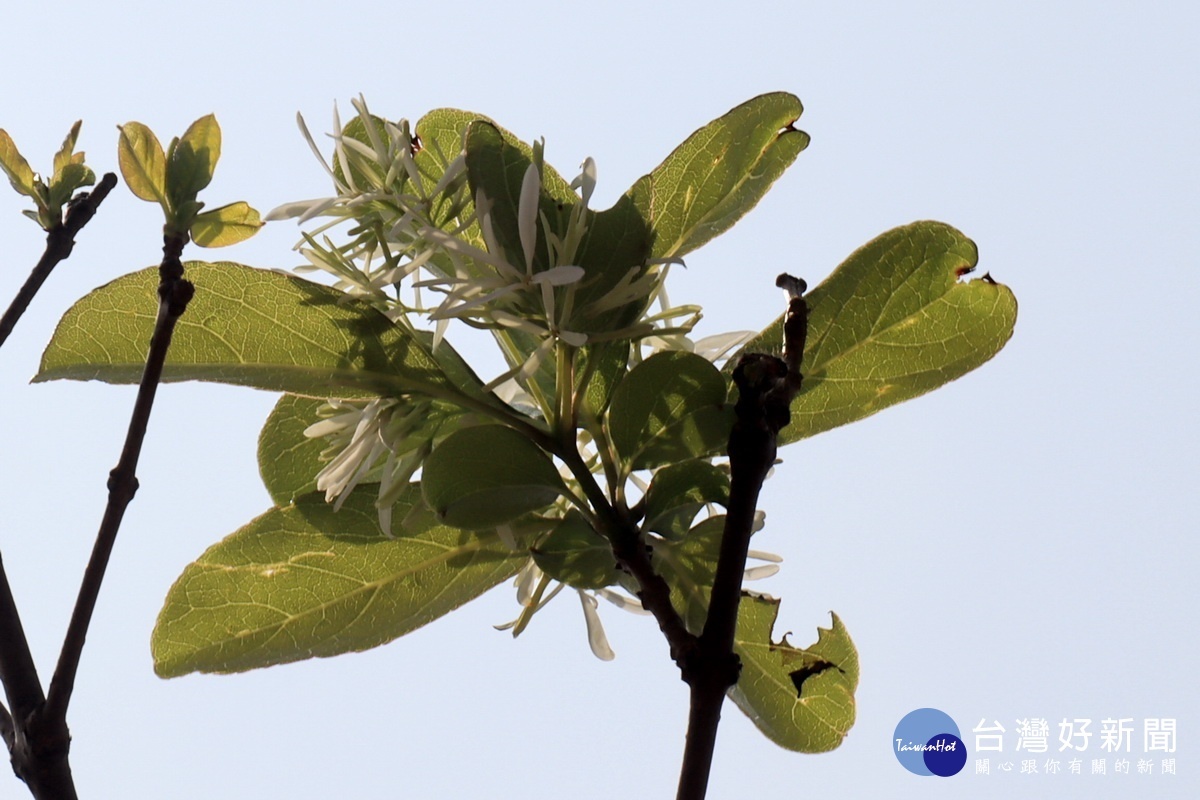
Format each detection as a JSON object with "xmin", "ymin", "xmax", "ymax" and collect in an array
[
  {"xmin": 572, "ymin": 157, "xmax": 597, "ymax": 207},
  {"xmin": 693, "ymin": 330, "xmax": 757, "ymax": 363},
  {"xmin": 518, "ymin": 163, "xmax": 540, "ymax": 273},
  {"xmin": 515, "ymin": 560, "xmax": 542, "ymax": 606},
  {"xmin": 304, "ymin": 418, "xmax": 347, "ymax": 438},
  {"xmin": 264, "ymin": 198, "xmax": 330, "ymax": 222},
  {"xmin": 579, "ymin": 592, "xmax": 616, "ymax": 661},
  {"xmin": 430, "ymin": 153, "xmax": 467, "ymax": 197},
  {"xmin": 296, "ymin": 112, "xmax": 339, "ymax": 187},
  {"xmin": 596, "ymin": 588, "xmax": 651, "ymax": 616},
  {"xmin": 743, "ymin": 564, "xmax": 780, "ymax": 581},
  {"xmin": 495, "ymin": 525, "xmax": 517, "ymax": 550},
  {"xmin": 531, "ymin": 265, "xmax": 586, "ymax": 286},
  {"xmin": 557, "ymin": 330, "xmax": 588, "ymax": 347},
  {"xmin": 746, "ymin": 549, "xmax": 783, "ymax": 563}
]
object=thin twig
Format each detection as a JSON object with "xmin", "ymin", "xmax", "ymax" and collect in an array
[
  {"xmin": 0, "ymin": 174, "xmax": 118, "ymax": 350},
  {"xmin": 0, "ymin": 173, "xmax": 119, "ymax": 799},
  {"xmin": 560, "ymin": 449, "xmax": 698, "ymax": 666},
  {"xmin": 675, "ymin": 275, "xmax": 808, "ymax": 800},
  {"xmin": 45, "ymin": 232, "xmax": 193, "ymax": 723}
]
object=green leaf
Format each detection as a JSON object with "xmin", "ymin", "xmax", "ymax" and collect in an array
[
  {"xmin": 577, "ymin": 342, "xmax": 629, "ymax": 418},
  {"xmin": 532, "ymin": 511, "xmax": 618, "ymax": 590},
  {"xmin": 643, "ymin": 460, "xmax": 730, "ymax": 538},
  {"xmin": 626, "ymin": 92, "xmax": 809, "ymax": 260},
  {"xmin": 117, "ymin": 121, "xmax": 169, "ymax": 207},
  {"xmin": 51, "ymin": 120, "xmax": 83, "ymax": 178},
  {"xmin": 728, "ymin": 596, "xmax": 858, "ymax": 753},
  {"xmin": 258, "ymin": 395, "xmax": 331, "ymax": 505},
  {"xmin": 47, "ymin": 162, "xmax": 95, "ymax": 212},
  {"xmin": 569, "ymin": 194, "xmax": 654, "ymax": 333},
  {"xmin": 151, "ymin": 487, "xmax": 524, "ymax": 677},
  {"xmin": 655, "ymin": 528, "xmax": 860, "ymax": 753},
  {"xmin": 607, "ymin": 351, "xmax": 729, "ymax": 469},
  {"xmin": 634, "ymin": 405, "xmax": 734, "ymax": 471},
  {"xmin": 190, "ymin": 201, "xmax": 263, "ymax": 247},
  {"xmin": 421, "ymin": 425, "xmax": 565, "ymax": 529},
  {"xmin": 653, "ymin": 515, "xmax": 725, "ymax": 631},
  {"xmin": 35, "ymin": 261, "xmax": 487, "ymax": 405},
  {"xmin": 167, "ymin": 114, "xmax": 222, "ymax": 208},
  {"xmin": 737, "ymin": 221, "xmax": 1018, "ymax": 444},
  {"xmin": 0, "ymin": 128, "xmax": 37, "ymax": 197}
]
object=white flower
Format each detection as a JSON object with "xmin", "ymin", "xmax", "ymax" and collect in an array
[{"xmin": 304, "ymin": 398, "xmax": 438, "ymax": 538}]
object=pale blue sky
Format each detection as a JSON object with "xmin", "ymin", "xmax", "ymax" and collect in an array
[{"xmin": 1, "ymin": 2, "xmax": 1196, "ymax": 798}]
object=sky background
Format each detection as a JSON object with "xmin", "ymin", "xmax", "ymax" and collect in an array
[{"xmin": 1, "ymin": 2, "xmax": 1196, "ymax": 798}]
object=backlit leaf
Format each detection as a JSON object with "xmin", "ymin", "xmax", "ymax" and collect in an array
[
  {"xmin": 736, "ymin": 221, "xmax": 1018, "ymax": 444},
  {"xmin": 626, "ymin": 92, "xmax": 808, "ymax": 260},
  {"xmin": 607, "ymin": 351, "xmax": 729, "ymax": 469},
  {"xmin": 152, "ymin": 487, "xmax": 523, "ymax": 676},
  {"xmin": 167, "ymin": 113, "xmax": 221, "ymax": 205},
  {"xmin": 35, "ymin": 261, "xmax": 490, "ymax": 406},
  {"xmin": 257, "ymin": 394, "xmax": 331, "ymax": 506},
  {"xmin": 643, "ymin": 460, "xmax": 730, "ymax": 538},
  {"xmin": 728, "ymin": 596, "xmax": 858, "ymax": 752},
  {"xmin": 532, "ymin": 512, "xmax": 619, "ymax": 590},
  {"xmin": 117, "ymin": 121, "xmax": 168, "ymax": 206},
  {"xmin": 421, "ymin": 425, "xmax": 564, "ymax": 529},
  {"xmin": 190, "ymin": 201, "xmax": 263, "ymax": 247},
  {"xmin": 0, "ymin": 129, "xmax": 36, "ymax": 197}
]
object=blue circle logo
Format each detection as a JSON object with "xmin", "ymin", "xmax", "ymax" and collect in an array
[{"xmin": 893, "ymin": 708, "xmax": 967, "ymax": 777}]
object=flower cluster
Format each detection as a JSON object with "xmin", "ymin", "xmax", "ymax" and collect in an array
[{"xmin": 268, "ymin": 98, "xmax": 776, "ymax": 659}]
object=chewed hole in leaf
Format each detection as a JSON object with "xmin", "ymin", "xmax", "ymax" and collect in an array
[{"xmin": 788, "ymin": 658, "xmax": 844, "ymax": 697}]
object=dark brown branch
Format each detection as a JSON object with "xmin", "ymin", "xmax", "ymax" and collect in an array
[
  {"xmin": 675, "ymin": 275, "xmax": 808, "ymax": 800},
  {"xmin": 45, "ymin": 231, "xmax": 193, "ymax": 724},
  {"xmin": 0, "ymin": 173, "xmax": 118, "ymax": 350},
  {"xmin": 0, "ymin": 173, "xmax": 120, "ymax": 799},
  {"xmin": 1, "ymin": 230, "xmax": 193, "ymax": 798},
  {"xmin": 559, "ymin": 449, "xmax": 698, "ymax": 666}
]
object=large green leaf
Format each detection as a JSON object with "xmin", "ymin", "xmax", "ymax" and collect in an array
[
  {"xmin": 626, "ymin": 92, "xmax": 809, "ymax": 260},
  {"xmin": 606, "ymin": 351, "xmax": 730, "ymax": 469},
  {"xmin": 737, "ymin": 221, "xmax": 1018, "ymax": 444},
  {"xmin": 421, "ymin": 424, "xmax": 565, "ymax": 529},
  {"xmin": 34, "ymin": 261, "xmax": 492, "ymax": 406},
  {"xmin": 728, "ymin": 596, "xmax": 858, "ymax": 753},
  {"xmin": 152, "ymin": 487, "xmax": 523, "ymax": 677}
]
